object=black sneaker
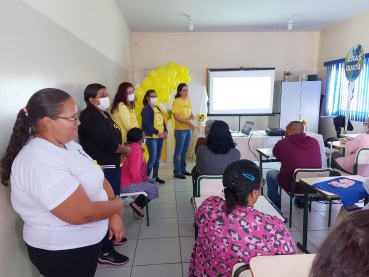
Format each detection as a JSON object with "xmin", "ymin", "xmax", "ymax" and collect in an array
[
  {"xmin": 98, "ymin": 249, "xmax": 129, "ymax": 266},
  {"xmin": 174, "ymin": 174, "xmax": 186, "ymax": 179},
  {"xmin": 113, "ymin": 237, "xmax": 127, "ymax": 246},
  {"xmin": 181, "ymin": 171, "xmax": 192, "ymax": 176},
  {"xmin": 155, "ymin": 177, "xmax": 165, "ymax": 184},
  {"xmin": 294, "ymin": 198, "xmax": 304, "ymax": 209}
]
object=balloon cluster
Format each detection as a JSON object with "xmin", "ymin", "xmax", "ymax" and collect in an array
[{"xmin": 134, "ymin": 61, "xmax": 191, "ymax": 127}]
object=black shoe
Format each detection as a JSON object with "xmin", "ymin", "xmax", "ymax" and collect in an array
[
  {"xmin": 174, "ymin": 174, "xmax": 186, "ymax": 179},
  {"xmin": 98, "ymin": 249, "xmax": 129, "ymax": 266},
  {"xmin": 294, "ymin": 199, "xmax": 304, "ymax": 209},
  {"xmin": 155, "ymin": 177, "xmax": 165, "ymax": 184},
  {"xmin": 113, "ymin": 237, "xmax": 127, "ymax": 246},
  {"xmin": 181, "ymin": 172, "xmax": 192, "ymax": 176}
]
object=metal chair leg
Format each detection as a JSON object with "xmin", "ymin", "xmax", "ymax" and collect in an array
[
  {"xmin": 309, "ymin": 201, "xmax": 312, "ymax": 212},
  {"xmin": 146, "ymin": 197, "xmax": 149, "ymax": 226},
  {"xmin": 289, "ymin": 195, "xmax": 293, "ymax": 228},
  {"xmin": 328, "ymin": 199, "xmax": 332, "ymax": 227}
]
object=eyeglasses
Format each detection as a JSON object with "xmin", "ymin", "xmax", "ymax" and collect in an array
[
  {"xmin": 55, "ymin": 114, "xmax": 79, "ymax": 124},
  {"xmin": 149, "ymin": 95, "xmax": 157, "ymax": 98}
]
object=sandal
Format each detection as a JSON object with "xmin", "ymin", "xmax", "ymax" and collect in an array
[
  {"xmin": 130, "ymin": 203, "xmax": 144, "ymax": 218},
  {"xmin": 133, "ymin": 210, "xmax": 141, "ymax": 219}
]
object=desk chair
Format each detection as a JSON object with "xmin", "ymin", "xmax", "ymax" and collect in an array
[
  {"xmin": 119, "ymin": 192, "xmax": 149, "ymax": 226},
  {"xmin": 333, "ymin": 148, "xmax": 369, "ymax": 177},
  {"xmin": 232, "ymin": 263, "xmax": 251, "ymax": 277},
  {"xmin": 197, "ymin": 175, "xmax": 223, "ymax": 197},
  {"xmin": 279, "ymin": 168, "xmax": 332, "ymax": 228}
]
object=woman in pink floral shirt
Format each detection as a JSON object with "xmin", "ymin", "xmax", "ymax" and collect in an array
[{"xmin": 189, "ymin": 160, "xmax": 297, "ymax": 277}]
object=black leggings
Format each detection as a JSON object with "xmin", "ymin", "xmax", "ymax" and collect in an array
[
  {"xmin": 26, "ymin": 241, "xmax": 101, "ymax": 277},
  {"xmin": 327, "ymin": 151, "xmax": 351, "ymax": 174}
]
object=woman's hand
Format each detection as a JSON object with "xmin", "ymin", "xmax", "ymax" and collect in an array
[
  {"xmin": 190, "ymin": 114, "xmax": 195, "ymax": 121},
  {"xmin": 108, "ymin": 213, "xmax": 124, "ymax": 242},
  {"xmin": 163, "ymin": 131, "xmax": 168, "ymax": 138},
  {"xmin": 158, "ymin": 132, "xmax": 166, "ymax": 139},
  {"xmin": 188, "ymin": 122, "xmax": 195, "ymax": 131}
]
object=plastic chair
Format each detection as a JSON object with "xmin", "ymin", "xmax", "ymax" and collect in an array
[
  {"xmin": 119, "ymin": 192, "xmax": 149, "ymax": 226},
  {"xmin": 196, "ymin": 175, "xmax": 223, "ymax": 197},
  {"xmin": 279, "ymin": 168, "xmax": 332, "ymax": 228},
  {"xmin": 232, "ymin": 263, "xmax": 252, "ymax": 277}
]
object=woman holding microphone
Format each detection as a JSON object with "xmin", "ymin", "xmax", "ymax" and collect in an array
[{"xmin": 172, "ymin": 83, "xmax": 195, "ymax": 179}]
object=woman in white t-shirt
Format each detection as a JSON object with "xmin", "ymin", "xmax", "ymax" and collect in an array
[{"xmin": 0, "ymin": 89, "xmax": 124, "ymax": 277}]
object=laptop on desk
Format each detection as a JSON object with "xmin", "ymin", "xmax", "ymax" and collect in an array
[{"xmin": 231, "ymin": 121, "xmax": 254, "ymax": 137}]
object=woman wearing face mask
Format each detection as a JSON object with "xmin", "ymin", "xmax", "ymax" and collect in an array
[
  {"xmin": 121, "ymin": 128, "xmax": 159, "ymax": 219},
  {"xmin": 111, "ymin": 82, "xmax": 138, "ymax": 143},
  {"xmin": 78, "ymin": 83, "xmax": 131, "ymax": 266},
  {"xmin": 141, "ymin": 90, "xmax": 168, "ymax": 184}
]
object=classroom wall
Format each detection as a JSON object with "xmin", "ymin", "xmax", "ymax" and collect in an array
[
  {"xmin": 0, "ymin": 0, "xmax": 132, "ymax": 275},
  {"xmin": 131, "ymin": 32, "xmax": 320, "ymax": 130},
  {"xmin": 317, "ymin": 10, "xmax": 369, "ymax": 139}
]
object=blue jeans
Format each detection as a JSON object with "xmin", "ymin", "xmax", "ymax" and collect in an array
[
  {"xmin": 173, "ymin": 129, "xmax": 192, "ymax": 175},
  {"xmin": 146, "ymin": 138, "xmax": 164, "ymax": 178},
  {"xmin": 101, "ymin": 167, "xmax": 121, "ymax": 254},
  {"xmin": 266, "ymin": 169, "xmax": 304, "ymax": 204}
]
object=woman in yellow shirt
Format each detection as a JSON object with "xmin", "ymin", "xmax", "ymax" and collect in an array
[
  {"xmin": 172, "ymin": 83, "xmax": 195, "ymax": 179},
  {"xmin": 142, "ymin": 90, "xmax": 168, "ymax": 184},
  {"xmin": 111, "ymin": 82, "xmax": 138, "ymax": 143}
]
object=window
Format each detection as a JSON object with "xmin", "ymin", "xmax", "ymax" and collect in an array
[{"xmin": 325, "ymin": 58, "xmax": 369, "ymax": 122}]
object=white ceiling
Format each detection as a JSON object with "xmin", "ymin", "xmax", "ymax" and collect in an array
[{"xmin": 116, "ymin": 0, "xmax": 369, "ymax": 32}]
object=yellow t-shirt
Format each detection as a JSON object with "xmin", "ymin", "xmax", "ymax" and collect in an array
[
  {"xmin": 172, "ymin": 97, "xmax": 192, "ymax": 130},
  {"xmin": 111, "ymin": 103, "xmax": 138, "ymax": 143},
  {"xmin": 147, "ymin": 106, "xmax": 165, "ymax": 138}
]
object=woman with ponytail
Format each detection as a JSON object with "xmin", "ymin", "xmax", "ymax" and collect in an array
[
  {"xmin": 189, "ymin": 160, "xmax": 297, "ymax": 277},
  {"xmin": 0, "ymin": 89, "xmax": 124, "ymax": 277}
]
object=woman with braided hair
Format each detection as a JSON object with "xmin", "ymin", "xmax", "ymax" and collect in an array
[{"xmin": 189, "ymin": 159, "xmax": 297, "ymax": 277}]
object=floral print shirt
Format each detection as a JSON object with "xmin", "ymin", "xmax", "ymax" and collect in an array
[{"xmin": 189, "ymin": 196, "xmax": 297, "ymax": 277}]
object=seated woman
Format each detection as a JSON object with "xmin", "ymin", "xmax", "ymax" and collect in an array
[
  {"xmin": 196, "ymin": 120, "xmax": 240, "ymax": 176},
  {"xmin": 310, "ymin": 210, "xmax": 369, "ymax": 277},
  {"xmin": 189, "ymin": 160, "xmax": 297, "ymax": 277},
  {"xmin": 120, "ymin": 128, "xmax": 159, "ymax": 219}
]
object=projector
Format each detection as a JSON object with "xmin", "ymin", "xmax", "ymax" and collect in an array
[{"xmin": 266, "ymin": 128, "xmax": 285, "ymax": 136}]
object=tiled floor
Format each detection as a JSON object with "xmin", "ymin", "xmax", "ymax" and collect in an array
[{"xmin": 95, "ymin": 161, "xmax": 346, "ymax": 276}]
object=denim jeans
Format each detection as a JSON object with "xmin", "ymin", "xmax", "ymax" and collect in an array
[
  {"xmin": 101, "ymin": 167, "xmax": 121, "ymax": 254},
  {"xmin": 266, "ymin": 169, "xmax": 304, "ymax": 204},
  {"xmin": 146, "ymin": 138, "xmax": 164, "ymax": 178},
  {"xmin": 173, "ymin": 129, "xmax": 192, "ymax": 175}
]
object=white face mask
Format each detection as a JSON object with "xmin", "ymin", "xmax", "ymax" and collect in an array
[
  {"xmin": 97, "ymin": 97, "xmax": 110, "ymax": 111},
  {"xmin": 128, "ymin": 94, "xmax": 135, "ymax": 102},
  {"xmin": 150, "ymin": 97, "xmax": 158, "ymax": 105}
]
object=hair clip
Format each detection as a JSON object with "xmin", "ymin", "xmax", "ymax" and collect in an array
[
  {"xmin": 23, "ymin": 107, "xmax": 28, "ymax": 117},
  {"xmin": 242, "ymin": 173, "xmax": 255, "ymax": 181}
]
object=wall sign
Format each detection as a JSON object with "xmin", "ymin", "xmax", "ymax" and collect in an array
[{"xmin": 345, "ymin": 44, "xmax": 365, "ymax": 82}]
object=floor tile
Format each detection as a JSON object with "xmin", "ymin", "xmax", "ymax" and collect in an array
[
  {"xmin": 94, "ymin": 267, "xmax": 131, "ymax": 277},
  {"xmin": 97, "ymin": 239, "xmax": 137, "ymax": 268},
  {"xmin": 175, "ymin": 182, "xmax": 193, "ymax": 192},
  {"xmin": 311, "ymin": 202, "xmax": 342, "ymax": 212},
  {"xmin": 180, "ymin": 236, "xmax": 195, "ymax": 263},
  {"xmin": 307, "ymin": 229, "xmax": 331, "ymax": 249},
  {"xmin": 282, "ymin": 213, "xmax": 299, "ymax": 232},
  {"xmin": 134, "ymin": 237, "xmax": 181, "ymax": 265},
  {"xmin": 151, "ymin": 191, "xmax": 176, "ymax": 204},
  {"xmin": 316, "ymin": 210, "xmax": 340, "ymax": 226},
  {"xmin": 139, "ymin": 218, "xmax": 179, "ymax": 239},
  {"xmin": 131, "ymin": 263, "xmax": 183, "ymax": 277},
  {"xmin": 176, "ymin": 191, "xmax": 193, "ymax": 203},
  {"xmin": 158, "ymin": 168, "xmax": 176, "ymax": 175},
  {"xmin": 289, "ymin": 231, "xmax": 318, "ymax": 254},
  {"xmin": 178, "ymin": 217, "xmax": 196, "ymax": 237},
  {"xmin": 177, "ymin": 203, "xmax": 195, "ymax": 218},
  {"xmin": 158, "ymin": 182, "xmax": 175, "ymax": 192},
  {"xmin": 182, "ymin": 263, "xmax": 190, "ymax": 277},
  {"xmin": 159, "ymin": 175, "xmax": 176, "ymax": 183},
  {"xmin": 144, "ymin": 203, "xmax": 177, "ymax": 219},
  {"xmin": 280, "ymin": 198, "xmax": 304, "ymax": 213},
  {"xmin": 291, "ymin": 212, "xmax": 334, "ymax": 231},
  {"xmin": 122, "ymin": 220, "xmax": 142, "ymax": 240}
]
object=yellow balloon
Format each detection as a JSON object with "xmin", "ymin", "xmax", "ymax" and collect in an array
[
  {"xmin": 154, "ymin": 81, "xmax": 165, "ymax": 91},
  {"xmin": 166, "ymin": 61, "xmax": 176, "ymax": 69},
  {"xmin": 162, "ymin": 83, "xmax": 169, "ymax": 94},
  {"xmin": 149, "ymin": 70, "xmax": 159, "ymax": 79},
  {"xmin": 177, "ymin": 73, "xmax": 185, "ymax": 83},
  {"xmin": 175, "ymin": 65, "xmax": 184, "ymax": 74},
  {"xmin": 158, "ymin": 91, "xmax": 170, "ymax": 102},
  {"xmin": 152, "ymin": 77, "xmax": 161, "ymax": 83},
  {"xmin": 142, "ymin": 77, "xmax": 153, "ymax": 90},
  {"xmin": 159, "ymin": 73, "xmax": 170, "ymax": 83},
  {"xmin": 183, "ymin": 74, "xmax": 191, "ymax": 83},
  {"xmin": 135, "ymin": 87, "xmax": 145, "ymax": 99},
  {"xmin": 167, "ymin": 68, "xmax": 177, "ymax": 79},
  {"xmin": 174, "ymin": 77, "xmax": 181, "ymax": 87},
  {"xmin": 168, "ymin": 79, "xmax": 176, "ymax": 92},
  {"xmin": 183, "ymin": 66, "xmax": 189, "ymax": 74},
  {"xmin": 135, "ymin": 102, "xmax": 144, "ymax": 111},
  {"xmin": 157, "ymin": 66, "xmax": 167, "ymax": 75}
]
